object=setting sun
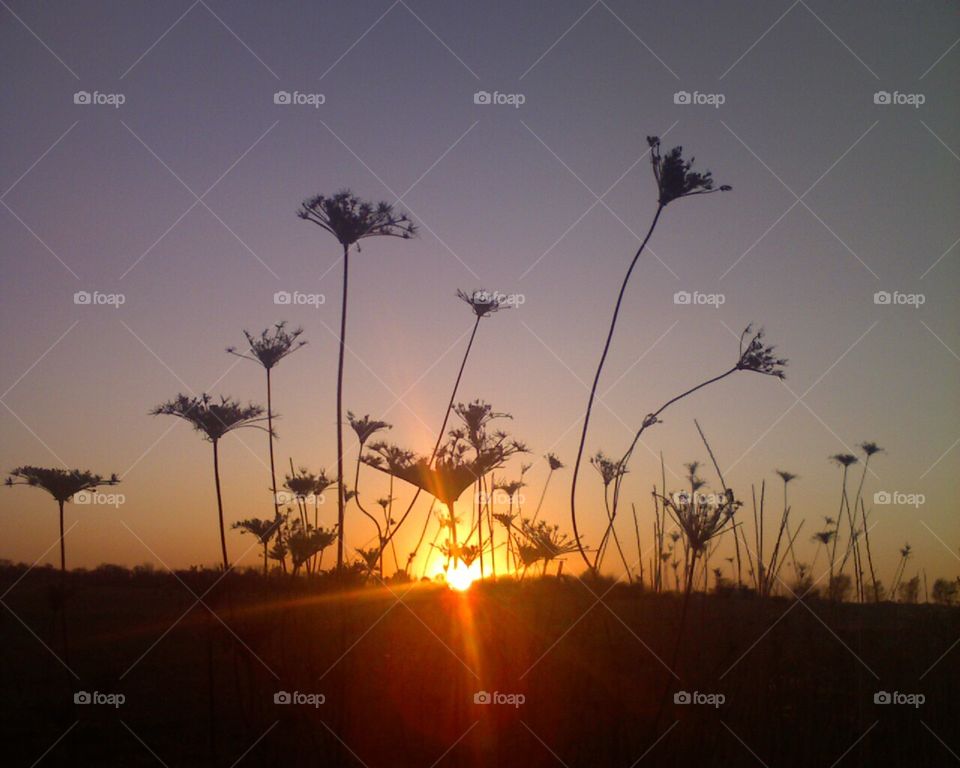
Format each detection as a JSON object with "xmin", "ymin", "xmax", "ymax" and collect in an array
[{"xmin": 445, "ymin": 561, "xmax": 479, "ymax": 591}]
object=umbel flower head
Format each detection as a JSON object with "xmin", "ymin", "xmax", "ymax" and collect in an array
[
  {"xmin": 736, "ymin": 325, "xmax": 788, "ymax": 379},
  {"xmin": 647, "ymin": 136, "xmax": 731, "ymax": 206},
  {"xmin": 297, "ymin": 190, "xmax": 416, "ymax": 248},
  {"xmin": 150, "ymin": 394, "xmax": 269, "ymax": 442},
  {"xmin": 830, "ymin": 453, "xmax": 859, "ymax": 469},
  {"xmin": 284, "ymin": 467, "xmax": 333, "ymax": 499},
  {"xmin": 347, "ymin": 412, "xmax": 391, "ymax": 446},
  {"xmin": 546, "ymin": 453, "xmax": 564, "ymax": 472},
  {"xmin": 591, "ymin": 451, "xmax": 626, "ymax": 487},
  {"xmin": 6, "ymin": 466, "xmax": 119, "ymax": 502},
  {"xmin": 363, "ymin": 443, "xmax": 513, "ymax": 508},
  {"xmin": 457, "ymin": 289, "xmax": 509, "ymax": 318},
  {"xmin": 227, "ymin": 322, "xmax": 306, "ymax": 370}
]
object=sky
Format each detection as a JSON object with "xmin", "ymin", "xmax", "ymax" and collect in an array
[{"xmin": 1, "ymin": 0, "xmax": 958, "ymax": 585}]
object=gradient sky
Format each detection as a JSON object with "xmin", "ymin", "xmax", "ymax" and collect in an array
[{"xmin": 1, "ymin": 0, "xmax": 958, "ymax": 584}]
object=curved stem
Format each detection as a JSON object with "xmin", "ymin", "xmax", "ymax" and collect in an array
[
  {"xmin": 570, "ymin": 204, "xmax": 664, "ymax": 571},
  {"xmin": 353, "ymin": 445, "xmax": 383, "ymax": 568}
]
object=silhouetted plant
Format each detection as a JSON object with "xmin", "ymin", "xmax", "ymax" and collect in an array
[
  {"xmin": 151, "ymin": 394, "xmax": 269, "ymax": 570},
  {"xmin": 399, "ymin": 292, "xmax": 510, "ymax": 575},
  {"xmin": 227, "ymin": 322, "xmax": 306, "ymax": 522},
  {"xmin": 891, "ymin": 543, "xmax": 912, "ymax": 597},
  {"xmin": 348, "ymin": 412, "xmax": 392, "ymax": 577},
  {"xmin": 531, "ymin": 453, "xmax": 563, "ymax": 524},
  {"xmin": 232, "ymin": 514, "xmax": 283, "ymax": 575},
  {"xmin": 828, "ymin": 453, "xmax": 858, "ymax": 597},
  {"xmin": 851, "ymin": 442, "xmax": 883, "ymax": 601},
  {"xmin": 570, "ymin": 135, "xmax": 731, "ymax": 571},
  {"xmin": 6, "ymin": 467, "xmax": 119, "ymax": 573},
  {"xmin": 591, "ymin": 452, "xmax": 631, "ymax": 578},
  {"xmin": 363, "ymin": 417, "xmax": 523, "ymax": 574},
  {"xmin": 589, "ymin": 327, "xmax": 785, "ymax": 578},
  {"xmin": 299, "ymin": 190, "xmax": 415, "ymax": 572}
]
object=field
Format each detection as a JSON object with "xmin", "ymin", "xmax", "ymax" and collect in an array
[{"xmin": 2, "ymin": 565, "xmax": 957, "ymax": 767}]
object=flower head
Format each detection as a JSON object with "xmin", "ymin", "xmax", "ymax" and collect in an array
[
  {"xmin": 546, "ymin": 453, "xmax": 564, "ymax": 472},
  {"xmin": 591, "ymin": 452, "xmax": 626, "ymax": 487},
  {"xmin": 860, "ymin": 441, "xmax": 883, "ymax": 457},
  {"xmin": 647, "ymin": 136, "xmax": 731, "ymax": 206},
  {"xmin": 736, "ymin": 325, "xmax": 787, "ymax": 379},
  {"xmin": 150, "ymin": 394, "xmax": 268, "ymax": 442},
  {"xmin": 457, "ymin": 289, "xmax": 508, "ymax": 318},
  {"xmin": 298, "ymin": 190, "xmax": 415, "ymax": 247},
  {"xmin": 227, "ymin": 322, "xmax": 306, "ymax": 370},
  {"xmin": 830, "ymin": 453, "xmax": 859, "ymax": 468},
  {"xmin": 347, "ymin": 412, "xmax": 391, "ymax": 446},
  {"xmin": 6, "ymin": 466, "xmax": 119, "ymax": 502}
]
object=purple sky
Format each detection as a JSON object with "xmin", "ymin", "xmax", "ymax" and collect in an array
[{"xmin": 1, "ymin": 0, "xmax": 958, "ymax": 582}]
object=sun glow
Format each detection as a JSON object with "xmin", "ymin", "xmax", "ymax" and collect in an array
[{"xmin": 445, "ymin": 561, "xmax": 479, "ymax": 591}]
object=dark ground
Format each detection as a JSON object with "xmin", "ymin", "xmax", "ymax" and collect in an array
[{"xmin": 1, "ymin": 564, "xmax": 957, "ymax": 767}]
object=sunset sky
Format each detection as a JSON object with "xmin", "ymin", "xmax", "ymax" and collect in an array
[{"xmin": 1, "ymin": 0, "xmax": 957, "ymax": 582}]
